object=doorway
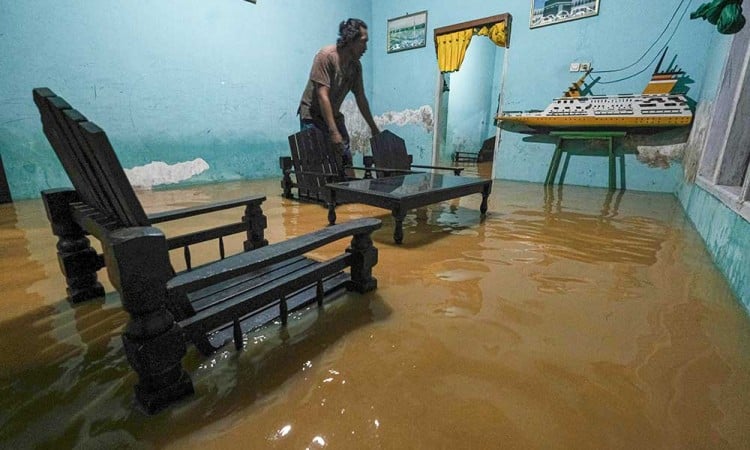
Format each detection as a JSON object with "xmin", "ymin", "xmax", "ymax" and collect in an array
[{"xmin": 432, "ymin": 14, "xmax": 512, "ymax": 178}]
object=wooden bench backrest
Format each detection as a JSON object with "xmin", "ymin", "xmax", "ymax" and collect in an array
[
  {"xmin": 370, "ymin": 130, "xmax": 412, "ymax": 172},
  {"xmin": 33, "ymin": 88, "xmax": 149, "ymax": 228},
  {"xmin": 288, "ymin": 127, "xmax": 343, "ymax": 199}
]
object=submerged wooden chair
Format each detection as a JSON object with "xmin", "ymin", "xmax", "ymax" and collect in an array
[
  {"xmin": 280, "ymin": 127, "xmax": 344, "ymax": 202},
  {"xmin": 453, "ymin": 136, "xmax": 496, "ymax": 163},
  {"xmin": 370, "ymin": 130, "xmax": 464, "ymax": 178},
  {"xmin": 34, "ymin": 88, "xmax": 381, "ymax": 413},
  {"xmin": 280, "ymin": 127, "xmax": 376, "ymax": 202}
]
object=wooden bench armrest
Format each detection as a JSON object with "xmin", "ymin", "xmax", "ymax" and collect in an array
[
  {"xmin": 284, "ymin": 168, "xmax": 339, "ymax": 178},
  {"xmin": 370, "ymin": 166, "xmax": 418, "ymax": 175},
  {"xmin": 165, "ymin": 222, "xmax": 251, "ymax": 250},
  {"xmin": 167, "ymin": 217, "xmax": 382, "ymax": 295},
  {"xmin": 147, "ymin": 195, "xmax": 266, "ymax": 224},
  {"xmin": 411, "ymin": 164, "xmax": 464, "ymax": 175}
]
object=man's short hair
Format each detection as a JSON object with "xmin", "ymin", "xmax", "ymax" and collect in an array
[{"xmin": 337, "ymin": 18, "xmax": 367, "ymax": 49}]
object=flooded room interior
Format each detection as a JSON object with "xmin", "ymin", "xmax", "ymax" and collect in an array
[{"xmin": 1, "ymin": 0, "xmax": 749, "ymax": 448}]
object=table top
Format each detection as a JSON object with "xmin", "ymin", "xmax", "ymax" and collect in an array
[{"xmin": 327, "ymin": 173, "xmax": 491, "ymax": 200}]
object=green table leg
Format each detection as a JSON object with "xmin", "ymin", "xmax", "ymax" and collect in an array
[
  {"xmin": 559, "ymin": 153, "xmax": 571, "ymax": 186},
  {"xmin": 545, "ymin": 140, "xmax": 564, "ymax": 185},
  {"xmin": 607, "ymin": 136, "xmax": 616, "ymax": 190}
]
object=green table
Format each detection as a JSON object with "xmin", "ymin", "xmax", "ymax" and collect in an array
[{"xmin": 545, "ymin": 131, "xmax": 627, "ymax": 190}]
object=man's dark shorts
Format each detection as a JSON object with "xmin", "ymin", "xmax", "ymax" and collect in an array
[{"xmin": 300, "ymin": 116, "xmax": 353, "ymax": 166}]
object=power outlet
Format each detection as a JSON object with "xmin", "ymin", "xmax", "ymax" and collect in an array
[{"xmin": 579, "ymin": 62, "xmax": 590, "ymax": 72}]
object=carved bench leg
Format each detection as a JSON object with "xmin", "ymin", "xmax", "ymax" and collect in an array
[
  {"xmin": 347, "ymin": 232, "xmax": 378, "ymax": 293},
  {"xmin": 279, "ymin": 157, "xmax": 294, "ymax": 199},
  {"xmin": 107, "ymin": 228, "xmax": 194, "ymax": 414},
  {"xmin": 243, "ymin": 202, "xmax": 268, "ymax": 251},
  {"xmin": 41, "ymin": 189, "xmax": 104, "ymax": 303}
]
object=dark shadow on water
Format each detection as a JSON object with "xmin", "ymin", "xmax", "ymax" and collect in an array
[
  {"xmin": 0, "ymin": 290, "xmax": 389, "ymax": 448},
  {"xmin": 366, "ymin": 203, "xmax": 485, "ymax": 249}
]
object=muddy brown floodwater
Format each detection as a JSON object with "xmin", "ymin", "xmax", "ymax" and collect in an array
[{"xmin": 1, "ymin": 172, "xmax": 749, "ymax": 449}]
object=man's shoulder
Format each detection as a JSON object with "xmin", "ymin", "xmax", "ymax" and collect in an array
[{"xmin": 316, "ymin": 45, "xmax": 338, "ymax": 59}]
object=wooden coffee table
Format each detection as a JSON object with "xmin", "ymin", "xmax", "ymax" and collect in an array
[{"xmin": 326, "ymin": 173, "xmax": 492, "ymax": 244}]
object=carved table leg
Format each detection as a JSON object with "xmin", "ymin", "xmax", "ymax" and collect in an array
[
  {"xmin": 392, "ymin": 207, "xmax": 406, "ymax": 244},
  {"xmin": 41, "ymin": 189, "xmax": 104, "ymax": 303},
  {"xmin": 243, "ymin": 202, "xmax": 268, "ymax": 251},
  {"xmin": 327, "ymin": 190, "xmax": 337, "ymax": 225},
  {"xmin": 347, "ymin": 231, "xmax": 378, "ymax": 293},
  {"xmin": 480, "ymin": 184, "xmax": 491, "ymax": 216},
  {"xmin": 108, "ymin": 228, "xmax": 194, "ymax": 414}
]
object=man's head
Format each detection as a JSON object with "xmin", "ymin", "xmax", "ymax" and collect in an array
[{"xmin": 337, "ymin": 18, "xmax": 368, "ymax": 59}]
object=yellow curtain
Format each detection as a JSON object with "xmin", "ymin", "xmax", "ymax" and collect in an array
[
  {"xmin": 475, "ymin": 21, "xmax": 507, "ymax": 47},
  {"xmin": 436, "ymin": 21, "xmax": 507, "ymax": 73},
  {"xmin": 436, "ymin": 29, "xmax": 474, "ymax": 73}
]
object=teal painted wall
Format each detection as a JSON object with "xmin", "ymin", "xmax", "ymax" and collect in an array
[
  {"xmin": 673, "ymin": 30, "xmax": 749, "ymax": 309},
  {"xmin": 0, "ymin": 0, "xmax": 371, "ymax": 199},
  {"xmin": 370, "ymin": 1, "xmax": 715, "ymax": 191},
  {"xmin": 677, "ymin": 183, "xmax": 750, "ymax": 308}
]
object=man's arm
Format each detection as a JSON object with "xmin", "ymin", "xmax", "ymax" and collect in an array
[
  {"xmin": 316, "ymin": 85, "xmax": 344, "ymax": 145},
  {"xmin": 355, "ymin": 91, "xmax": 380, "ymax": 137}
]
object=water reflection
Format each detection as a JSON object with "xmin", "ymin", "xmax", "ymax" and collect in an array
[
  {"xmin": 1, "ymin": 179, "xmax": 749, "ymax": 449},
  {"xmin": 489, "ymin": 185, "xmax": 668, "ymax": 266}
]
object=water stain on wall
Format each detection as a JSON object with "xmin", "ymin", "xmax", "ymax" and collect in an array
[
  {"xmin": 341, "ymin": 99, "xmax": 434, "ymax": 153},
  {"xmin": 124, "ymin": 158, "xmax": 209, "ymax": 189}
]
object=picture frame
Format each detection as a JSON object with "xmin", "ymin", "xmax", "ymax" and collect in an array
[
  {"xmin": 530, "ymin": 0, "xmax": 600, "ymax": 29},
  {"xmin": 387, "ymin": 11, "xmax": 428, "ymax": 53}
]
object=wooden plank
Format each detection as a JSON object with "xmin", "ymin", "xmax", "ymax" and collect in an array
[
  {"xmin": 148, "ymin": 195, "xmax": 265, "ymax": 223},
  {"xmin": 179, "ymin": 254, "xmax": 349, "ymax": 335},
  {"xmin": 190, "ymin": 256, "xmax": 318, "ymax": 312},
  {"xmin": 76, "ymin": 120, "xmax": 150, "ymax": 227},
  {"xmin": 202, "ymin": 271, "xmax": 350, "ymax": 352},
  {"xmin": 167, "ymin": 217, "xmax": 381, "ymax": 294},
  {"xmin": 33, "ymin": 90, "xmax": 109, "ymax": 210},
  {"xmin": 434, "ymin": 13, "xmax": 511, "ymax": 45}
]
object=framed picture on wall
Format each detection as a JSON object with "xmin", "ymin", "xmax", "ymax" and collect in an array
[
  {"xmin": 387, "ymin": 11, "xmax": 428, "ymax": 53},
  {"xmin": 530, "ymin": 0, "xmax": 600, "ymax": 29}
]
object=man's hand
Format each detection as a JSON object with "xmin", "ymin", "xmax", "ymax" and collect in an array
[{"xmin": 330, "ymin": 129, "xmax": 344, "ymax": 145}]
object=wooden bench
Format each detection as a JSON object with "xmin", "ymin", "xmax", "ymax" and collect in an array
[
  {"xmin": 34, "ymin": 88, "xmax": 381, "ymax": 413},
  {"xmin": 370, "ymin": 130, "xmax": 464, "ymax": 177}
]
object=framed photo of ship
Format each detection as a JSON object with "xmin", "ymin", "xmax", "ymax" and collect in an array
[
  {"xmin": 387, "ymin": 11, "xmax": 428, "ymax": 53},
  {"xmin": 530, "ymin": 0, "xmax": 600, "ymax": 29}
]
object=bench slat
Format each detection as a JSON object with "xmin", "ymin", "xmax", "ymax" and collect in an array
[
  {"xmin": 179, "ymin": 254, "xmax": 350, "ymax": 336},
  {"xmin": 189, "ymin": 256, "xmax": 319, "ymax": 313},
  {"xmin": 201, "ymin": 271, "xmax": 350, "ymax": 353},
  {"xmin": 167, "ymin": 217, "xmax": 381, "ymax": 294}
]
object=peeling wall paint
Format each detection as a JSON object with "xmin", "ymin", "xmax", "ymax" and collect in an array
[
  {"xmin": 341, "ymin": 99, "xmax": 433, "ymax": 154},
  {"xmin": 681, "ymin": 101, "xmax": 714, "ymax": 182},
  {"xmin": 635, "ymin": 143, "xmax": 686, "ymax": 169},
  {"xmin": 124, "ymin": 158, "xmax": 209, "ymax": 189}
]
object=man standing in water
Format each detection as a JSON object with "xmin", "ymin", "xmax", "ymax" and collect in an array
[{"xmin": 298, "ymin": 18, "xmax": 380, "ymax": 176}]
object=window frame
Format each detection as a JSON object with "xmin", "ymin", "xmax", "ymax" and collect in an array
[{"xmin": 697, "ymin": 27, "xmax": 750, "ymax": 223}]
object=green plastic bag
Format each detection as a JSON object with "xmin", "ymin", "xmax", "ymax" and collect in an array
[{"xmin": 691, "ymin": 0, "xmax": 745, "ymax": 34}]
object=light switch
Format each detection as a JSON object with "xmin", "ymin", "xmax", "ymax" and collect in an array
[{"xmin": 570, "ymin": 62, "xmax": 580, "ymax": 72}]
